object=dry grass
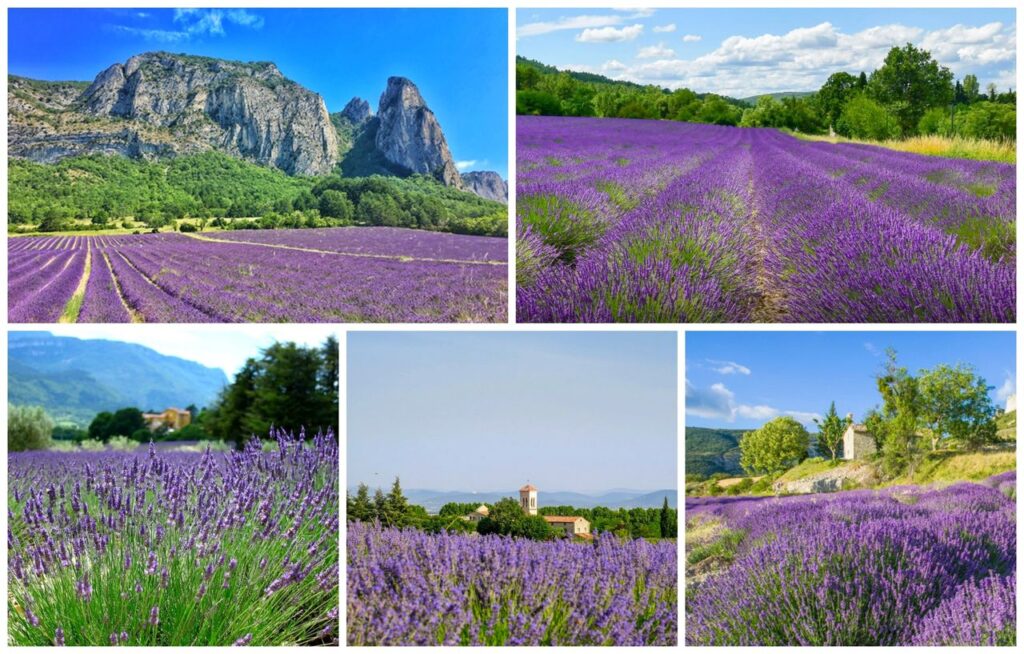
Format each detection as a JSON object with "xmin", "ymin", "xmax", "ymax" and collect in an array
[{"xmin": 793, "ymin": 132, "xmax": 1016, "ymax": 164}]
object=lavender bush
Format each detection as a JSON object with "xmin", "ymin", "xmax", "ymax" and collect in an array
[
  {"xmin": 8, "ymin": 430, "xmax": 339, "ymax": 646},
  {"xmin": 686, "ymin": 474, "xmax": 1015, "ymax": 645},
  {"xmin": 8, "ymin": 227, "xmax": 507, "ymax": 323},
  {"xmin": 517, "ymin": 116, "xmax": 1015, "ymax": 322},
  {"xmin": 347, "ymin": 522, "xmax": 677, "ymax": 645}
]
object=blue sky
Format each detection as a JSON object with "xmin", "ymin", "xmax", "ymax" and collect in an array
[
  {"xmin": 517, "ymin": 8, "xmax": 1016, "ymax": 97},
  {"xmin": 348, "ymin": 332, "xmax": 677, "ymax": 493},
  {"xmin": 9, "ymin": 8, "xmax": 508, "ymax": 176},
  {"xmin": 30, "ymin": 326, "xmax": 337, "ymax": 377},
  {"xmin": 687, "ymin": 331, "xmax": 1016, "ymax": 430}
]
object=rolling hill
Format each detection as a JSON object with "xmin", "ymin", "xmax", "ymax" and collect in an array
[
  {"xmin": 8, "ymin": 331, "xmax": 227, "ymax": 426},
  {"xmin": 685, "ymin": 427, "xmax": 748, "ymax": 477}
]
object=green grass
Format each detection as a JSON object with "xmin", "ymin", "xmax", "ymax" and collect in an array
[
  {"xmin": 889, "ymin": 450, "xmax": 1016, "ymax": 486},
  {"xmin": 687, "ymin": 528, "xmax": 745, "ymax": 566},
  {"xmin": 773, "ymin": 457, "xmax": 845, "ymax": 483}
]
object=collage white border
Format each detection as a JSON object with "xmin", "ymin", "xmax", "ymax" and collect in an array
[{"xmin": 0, "ymin": 0, "xmax": 1021, "ymax": 650}]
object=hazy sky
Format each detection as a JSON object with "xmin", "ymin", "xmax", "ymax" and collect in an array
[
  {"xmin": 347, "ymin": 332, "xmax": 677, "ymax": 493},
  {"xmin": 28, "ymin": 325, "xmax": 338, "ymax": 377},
  {"xmin": 687, "ymin": 331, "xmax": 1016, "ymax": 430},
  {"xmin": 517, "ymin": 7, "xmax": 1016, "ymax": 97},
  {"xmin": 9, "ymin": 8, "xmax": 508, "ymax": 177}
]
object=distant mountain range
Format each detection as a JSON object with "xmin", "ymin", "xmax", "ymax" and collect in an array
[
  {"xmin": 8, "ymin": 331, "xmax": 227, "ymax": 426},
  {"xmin": 686, "ymin": 427, "xmax": 748, "ymax": 477},
  {"xmin": 350, "ymin": 486, "xmax": 677, "ymax": 513},
  {"xmin": 9, "ymin": 51, "xmax": 506, "ymax": 202}
]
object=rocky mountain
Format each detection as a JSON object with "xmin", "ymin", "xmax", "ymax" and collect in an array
[
  {"xmin": 461, "ymin": 171, "xmax": 508, "ymax": 204},
  {"xmin": 11, "ymin": 52, "xmax": 337, "ymax": 176},
  {"xmin": 9, "ymin": 53, "xmax": 505, "ymax": 200},
  {"xmin": 8, "ymin": 331, "xmax": 227, "ymax": 426}
]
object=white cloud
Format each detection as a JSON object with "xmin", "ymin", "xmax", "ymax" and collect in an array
[
  {"xmin": 577, "ymin": 24, "xmax": 644, "ymax": 43},
  {"xmin": 682, "ymin": 34, "xmax": 702, "ymax": 42},
  {"xmin": 517, "ymin": 14, "xmax": 625, "ymax": 39},
  {"xmin": 586, "ymin": 20, "xmax": 1016, "ymax": 96},
  {"xmin": 995, "ymin": 372, "xmax": 1015, "ymax": 403},
  {"xmin": 603, "ymin": 59, "xmax": 628, "ymax": 72},
  {"xmin": 110, "ymin": 8, "xmax": 263, "ymax": 42},
  {"xmin": 686, "ymin": 379, "xmax": 814, "ymax": 425},
  {"xmin": 785, "ymin": 410, "xmax": 823, "ymax": 425},
  {"xmin": 455, "ymin": 160, "xmax": 477, "ymax": 171},
  {"xmin": 638, "ymin": 43, "xmax": 676, "ymax": 59},
  {"xmin": 708, "ymin": 359, "xmax": 752, "ymax": 375},
  {"xmin": 654, "ymin": 23, "xmax": 676, "ymax": 34},
  {"xmin": 864, "ymin": 342, "xmax": 881, "ymax": 357}
]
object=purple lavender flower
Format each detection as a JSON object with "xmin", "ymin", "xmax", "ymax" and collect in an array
[{"xmin": 233, "ymin": 633, "xmax": 253, "ymax": 646}]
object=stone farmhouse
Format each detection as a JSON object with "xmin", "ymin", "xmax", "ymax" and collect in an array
[
  {"xmin": 465, "ymin": 504, "xmax": 489, "ymax": 523},
  {"xmin": 842, "ymin": 423, "xmax": 876, "ymax": 460},
  {"xmin": 142, "ymin": 407, "xmax": 191, "ymax": 432}
]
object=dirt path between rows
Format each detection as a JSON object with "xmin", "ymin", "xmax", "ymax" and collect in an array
[{"xmin": 181, "ymin": 232, "xmax": 506, "ymax": 267}]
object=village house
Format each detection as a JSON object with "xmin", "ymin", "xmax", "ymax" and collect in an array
[
  {"xmin": 465, "ymin": 504, "xmax": 489, "ymax": 523},
  {"xmin": 842, "ymin": 422, "xmax": 876, "ymax": 460},
  {"xmin": 520, "ymin": 483, "xmax": 591, "ymax": 539},
  {"xmin": 142, "ymin": 407, "xmax": 192, "ymax": 432}
]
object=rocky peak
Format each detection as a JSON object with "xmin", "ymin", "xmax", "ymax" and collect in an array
[
  {"xmin": 340, "ymin": 97, "xmax": 372, "ymax": 125},
  {"xmin": 461, "ymin": 171, "xmax": 508, "ymax": 204},
  {"xmin": 76, "ymin": 52, "xmax": 336, "ymax": 175},
  {"xmin": 375, "ymin": 76, "xmax": 462, "ymax": 188}
]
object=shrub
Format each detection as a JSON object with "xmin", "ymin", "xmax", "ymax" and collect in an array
[
  {"xmin": 836, "ymin": 96, "xmax": 901, "ymax": 141},
  {"xmin": 79, "ymin": 439, "xmax": 105, "ymax": 451},
  {"xmin": 8, "ymin": 404, "xmax": 54, "ymax": 451},
  {"xmin": 108, "ymin": 435, "xmax": 141, "ymax": 451}
]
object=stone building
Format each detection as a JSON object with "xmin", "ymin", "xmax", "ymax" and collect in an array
[
  {"xmin": 543, "ymin": 515, "xmax": 592, "ymax": 539},
  {"xmin": 842, "ymin": 423, "xmax": 876, "ymax": 460},
  {"xmin": 465, "ymin": 504, "xmax": 489, "ymax": 523},
  {"xmin": 519, "ymin": 483, "xmax": 538, "ymax": 516},
  {"xmin": 519, "ymin": 483, "xmax": 590, "ymax": 539},
  {"xmin": 142, "ymin": 407, "xmax": 191, "ymax": 431}
]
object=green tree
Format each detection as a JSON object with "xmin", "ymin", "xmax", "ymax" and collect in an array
[
  {"xmin": 9, "ymin": 404, "xmax": 54, "ymax": 451},
  {"xmin": 836, "ymin": 95, "xmax": 901, "ymax": 140},
  {"xmin": 659, "ymin": 496, "xmax": 676, "ymax": 538},
  {"xmin": 961, "ymin": 102, "xmax": 1016, "ymax": 140},
  {"xmin": 347, "ymin": 483, "xmax": 374, "ymax": 522},
  {"xmin": 962, "ymin": 74, "xmax": 980, "ymax": 103},
  {"xmin": 918, "ymin": 364, "xmax": 997, "ymax": 451},
  {"xmin": 477, "ymin": 498, "xmax": 528, "ymax": 537},
  {"xmin": 875, "ymin": 349, "xmax": 923, "ymax": 477},
  {"xmin": 868, "ymin": 44, "xmax": 954, "ymax": 135},
  {"xmin": 813, "ymin": 401, "xmax": 851, "ymax": 461},
  {"xmin": 318, "ymin": 189, "xmax": 354, "ymax": 221},
  {"xmin": 88, "ymin": 411, "xmax": 114, "ymax": 441},
  {"xmin": 817, "ymin": 71, "xmax": 860, "ymax": 129},
  {"xmin": 384, "ymin": 477, "xmax": 409, "ymax": 528},
  {"xmin": 739, "ymin": 416, "xmax": 810, "ymax": 475}
]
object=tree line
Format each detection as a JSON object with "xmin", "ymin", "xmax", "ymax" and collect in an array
[
  {"xmin": 8, "ymin": 151, "xmax": 506, "ymax": 237},
  {"xmin": 347, "ymin": 478, "xmax": 677, "ymax": 540},
  {"xmin": 737, "ymin": 349, "xmax": 1002, "ymax": 479},
  {"xmin": 517, "ymin": 44, "xmax": 1015, "ymax": 142},
  {"xmin": 7, "ymin": 338, "xmax": 339, "ymax": 451}
]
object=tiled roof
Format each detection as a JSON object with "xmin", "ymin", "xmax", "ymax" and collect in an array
[
  {"xmin": 543, "ymin": 516, "xmax": 583, "ymax": 523},
  {"xmin": 520, "ymin": 484, "xmax": 537, "ymax": 492}
]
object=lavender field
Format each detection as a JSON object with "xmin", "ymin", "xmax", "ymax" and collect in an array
[
  {"xmin": 685, "ymin": 472, "xmax": 1016, "ymax": 645},
  {"xmin": 8, "ymin": 227, "xmax": 507, "ymax": 323},
  {"xmin": 8, "ymin": 431, "xmax": 339, "ymax": 646},
  {"xmin": 347, "ymin": 522, "xmax": 677, "ymax": 645},
  {"xmin": 517, "ymin": 116, "xmax": 1015, "ymax": 322}
]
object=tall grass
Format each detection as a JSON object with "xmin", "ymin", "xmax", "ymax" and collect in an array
[{"xmin": 791, "ymin": 131, "xmax": 1016, "ymax": 164}]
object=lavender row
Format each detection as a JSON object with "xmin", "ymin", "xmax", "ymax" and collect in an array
[
  {"xmin": 348, "ymin": 522, "xmax": 677, "ymax": 645},
  {"xmin": 79, "ymin": 252, "xmax": 132, "ymax": 323},
  {"xmin": 9, "ymin": 251, "xmax": 85, "ymax": 323},
  {"xmin": 686, "ymin": 476, "xmax": 1015, "ymax": 645}
]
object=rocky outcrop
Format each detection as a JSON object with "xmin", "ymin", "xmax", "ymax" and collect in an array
[
  {"xmin": 340, "ymin": 97, "xmax": 372, "ymax": 126},
  {"xmin": 772, "ymin": 461, "xmax": 878, "ymax": 494},
  {"xmin": 461, "ymin": 171, "xmax": 508, "ymax": 204},
  {"xmin": 9, "ymin": 55, "xmax": 491, "ymax": 196},
  {"xmin": 375, "ymin": 77, "xmax": 462, "ymax": 188},
  {"xmin": 11, "ymin": 52, "xmax": 338, "ymax": 176}
]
